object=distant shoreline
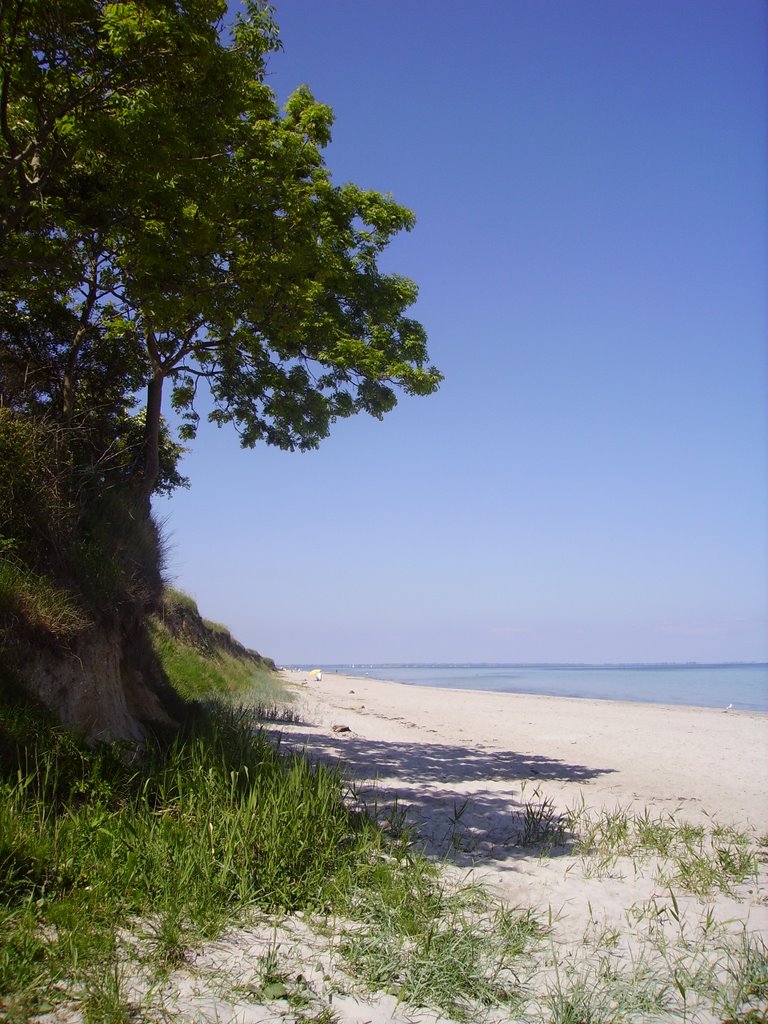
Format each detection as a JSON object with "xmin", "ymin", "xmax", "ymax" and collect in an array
[
  {"xmin": 288, "ymin": 662, "xmax": 768, "ymax": 713},
  {"xmin": 295, "ymin": 660, "xmax": 768, "ymax": 669}
]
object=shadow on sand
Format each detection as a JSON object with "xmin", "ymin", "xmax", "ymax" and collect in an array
[{"xmin": 273, "ymin": 720, "xmax": 617, "ymax": 868}]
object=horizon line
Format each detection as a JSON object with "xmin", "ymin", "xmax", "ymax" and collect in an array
[{"xmin": 290, "ymin": 660, "xmax": 768, "ymax": 669}]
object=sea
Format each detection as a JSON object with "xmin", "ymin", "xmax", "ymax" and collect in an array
[{"xmin": 304, "ymin": 663, "xmax": 768, "ymax": 713}]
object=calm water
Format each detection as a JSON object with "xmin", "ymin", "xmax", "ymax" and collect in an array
[{"xmin": 314, "ymin": 663, "xmax": 768, "ymax": 712}]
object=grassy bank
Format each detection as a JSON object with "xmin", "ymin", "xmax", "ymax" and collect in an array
[
  {"xmin": 0, "ymin": 598, "xmax": 541, "ymax": 1023},
  {"xmin": 150, "ymin": 587, "xmax": 283, "ymax": 704}
]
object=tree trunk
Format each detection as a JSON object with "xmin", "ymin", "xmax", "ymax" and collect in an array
[
  {"xmin": 139, "ymin": 372, "xmax": 164, "ymax": 512},
  {"xmin": 61, "ymin": 254, "xmax": 98, "ymax": 424},
  {"xmin": 61, "ymin": 352, "xmax": 78, "ymax": 424}
]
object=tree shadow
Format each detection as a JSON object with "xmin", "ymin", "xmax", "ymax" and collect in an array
[{"xmin": 272, "ymin": 720, "xmax": 618, "ymax": 868}]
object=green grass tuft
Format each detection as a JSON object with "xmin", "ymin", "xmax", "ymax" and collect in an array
[
  {"xmin": 339, "ymin": 865, "xmax": 543, "ymax": 1020},
  {"xmin": 0, "ymin": 557, "xmax": 91, "ymax": 640},
  {"xmin": 566, "ymin": 801, "xmax": 759, "ymax": 898}
]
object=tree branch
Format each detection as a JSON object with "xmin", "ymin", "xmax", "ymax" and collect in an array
[{"xmin": 61, "ymin": 245, "xmax": 100, "ymax": 422}]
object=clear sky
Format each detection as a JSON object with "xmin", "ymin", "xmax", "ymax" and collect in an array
[{"xmin": 156, "ymin": 0, "xmax": 768, "ymax": 665}]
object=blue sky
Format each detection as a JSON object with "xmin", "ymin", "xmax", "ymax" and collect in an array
[{"xmin": 157, "ymin": 0, "xmax": 767, "ymax": 665}]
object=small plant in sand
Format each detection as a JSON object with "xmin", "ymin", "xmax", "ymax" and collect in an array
[
  {"xmin": 141, "ymin": 911, "xmax": 193, "ymax": 975},
  {"xmin": 518, "ymin": 782, "xmax": 567, "ymax": 849},
  {"xmin": 662, "ymin": 826, "xmax": 758, "ymax": 898},
  {"xmin": 237, "ymin": 937, "xmax": 314, "ymax": 1006},
  {"xmin": 445, "ymin": 797, "xmax": 472, "ymax": 852},
  {"xmin": 294, "ymin": 1009, "xmax": 340, "ymax": 1024},
  {"xmin": 531, "ymin": 892, "xmax": 768, "ymax": 1024},
  {"xmin": 77, "ymin": 955, "xmax": 135, "ymax": 1024},
  {"xmin": 715, "ymin": 929, "xmax": 768, "ymax": 1021},
  {"xmin": 539, "ymin": 946, "xmax": 673, "ymax": 1024},
  {"xmin": 544, "ymin": 970, "xmax": 614, "ymax": 1024}
]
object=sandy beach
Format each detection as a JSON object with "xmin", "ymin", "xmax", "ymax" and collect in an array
[
  {"xmin": 279, "ymin": 667, "xmax": 767, "ymax": 872},
  {"xmin": 269, "ymin": 669, "xmax": 768, "ymax": 1022},
  {"xmin": 280, "ymin": 668, "xmax": 768, "ymax": 834},
  {"xmin": 107, "ymin": 672, "xmax": 768, "ymax": 1024}
]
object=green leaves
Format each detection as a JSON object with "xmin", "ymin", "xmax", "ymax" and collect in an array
[
  {"xmin": 284, "ymin": 84, "xmax": 335, "ymax": 146},
  {"xmin": 1, "ymin": 0, "xmax": 441, "ymax": 503}
]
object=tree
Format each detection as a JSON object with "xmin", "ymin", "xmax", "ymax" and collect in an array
[
  {"xmin": 1, "ymin": 0, "xmax": 441, "ymax": 738},
  {"xmin": 0, "ymin": 0, "xmax": 258, "ymax": 246},
  {"xmin": 1, "ymin": 0, "xmax": 441, "ymax": 512}
]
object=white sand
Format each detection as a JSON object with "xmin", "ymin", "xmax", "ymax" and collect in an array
[
  {"xmin": 280, "ymin": 668, "xmax": 767, "ymax": 883},
  {"xmin": 280, "ymin": 669, "xmax": 768, "ymax": 832},
  {"xmin": 270, "ymin": 670, "xmax": 768, "ymax": 1022}
]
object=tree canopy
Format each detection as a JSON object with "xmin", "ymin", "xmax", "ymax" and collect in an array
[{"xmin": 1, "ymin": 0, "xmax": 441, "ymax": 508}]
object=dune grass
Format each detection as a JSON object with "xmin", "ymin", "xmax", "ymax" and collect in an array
[
  {"xmin": 0, "ymin": 695, "xmax": 386, "ymax": 1017},
  {"xmin": 0, "ymin": 702, "xmax": 297, "ymax": 1004},
  {"xmin": 563, "ymin": 799, "xmax": 760, "ymax": 898},
  {"xmin": 0, "ymin": 690, "xmax": 551, "ymax": 1022},
  {"xmin": 3, "ymin": 696, "xmax": 766, "ymax": 1023},
  {"xmin": 338, "ymin": 873, "xmax": 542, "ymax": 1020}
]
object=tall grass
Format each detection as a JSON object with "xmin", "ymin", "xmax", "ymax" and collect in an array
[
  {"xmin": 0, "ymin": 701, "xmax": 323, "ymax": 1011},
  {"xmin": 1, "ymin": 692, "xmax": 511, "ymax": 1020},
  {"xmin": 0, "ymin": 557, "xmax": 90, "ymax": 640}
]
